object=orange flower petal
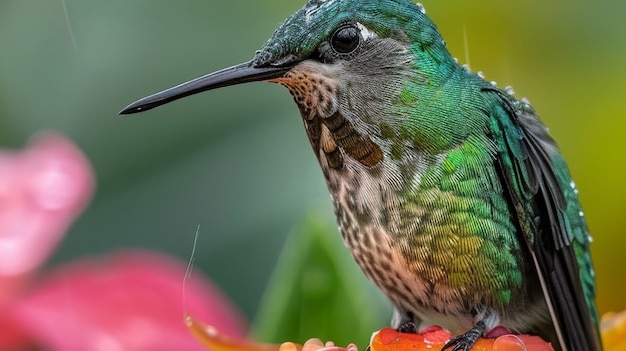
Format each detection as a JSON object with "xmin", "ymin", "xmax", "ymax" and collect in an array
[
  {"xmin": 369, "ymin": 328, "xmax": 554, "ymax": 351},
  {"xmin": 189, "ymin": 307, "xmax": 626, "ymax": 351},
  {"xmin": 186, "ymin": 314, "xmax": 280, "ymax": 351},
  {"xmin": 186, "ymin": 317, "xmax": 362, "ymax": 351},
  {"xmin": 186, "ymin": 317, "xmax": 557, "ymax": 351}
]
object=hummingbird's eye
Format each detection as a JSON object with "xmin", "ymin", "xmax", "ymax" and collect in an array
[{"xmin": 330, "ymin": 24, "xmax": 360, "ymax": 55}]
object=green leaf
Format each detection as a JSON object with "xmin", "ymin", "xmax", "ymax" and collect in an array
[{"xmin": 252, "ymin": 209, "xmax": 389, "ymax": 349}]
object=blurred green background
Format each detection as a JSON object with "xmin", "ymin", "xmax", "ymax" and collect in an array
[{"xmin": 1, "ymin": 0, "xmax": 624, "ymax": 340}]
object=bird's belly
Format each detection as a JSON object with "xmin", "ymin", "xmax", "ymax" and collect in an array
[
  {"xmin": 323, "ymin": 154, "xmax": 527, "ymax": 332},
  {"xmin": 341, "ymin": 220, "xmax": 514, "ymax": 335},
  {"xmin": 329, "ymin": 183, "xmax": 478, "ymax": 318},
  {"xmin": 337, "ymin": 207, "xmax": 479, "ymax": 324},
  {"xmin": 338, "ymin": 209, "xmax": 550, "ymax": 336}
]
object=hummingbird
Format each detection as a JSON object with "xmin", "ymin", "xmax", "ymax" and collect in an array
[{"xmin": 120, "ymin": 1, "xmax": 601, "ymax": 350}]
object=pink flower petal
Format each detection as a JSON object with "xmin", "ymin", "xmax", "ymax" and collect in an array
[
  {"xmin": 10, "ymin": 250, "xmax": 247, "ymax": 351},
  {"xmin": 0, "ymin": 132, "xmax": 94, "ymax": 276}
]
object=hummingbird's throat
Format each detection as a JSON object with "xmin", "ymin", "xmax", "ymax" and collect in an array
[
  {"xmin": 270, "ymin": 70, "xmax": 337, "ymax": 120},
  {"xmin": 271, "ymin": 69, "xmax": 383, "ymax": 169}
]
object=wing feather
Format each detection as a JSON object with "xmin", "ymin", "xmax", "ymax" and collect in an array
[{"xmin": 482, "ymin": 87, "xmax": 601, "ymax": 351}]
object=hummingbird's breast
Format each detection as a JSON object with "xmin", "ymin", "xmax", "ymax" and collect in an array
[
  {"xmin": 321, "ymin": 153, "xmax": 472, "ymax": 317},
  {"xmin": 316, "ymin": 135, "xmax": 540, "ymax": 333}
]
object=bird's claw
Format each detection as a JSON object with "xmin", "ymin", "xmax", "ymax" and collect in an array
[
  {"xmin": 441, "ymin": 321, "xmax": 486, "ymax": 351},
  {"xmin": 396, "ymin": 321, "xmax": 418, "ymax": 334}
]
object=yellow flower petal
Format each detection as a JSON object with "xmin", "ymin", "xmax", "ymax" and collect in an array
[{"xmin": 601, "ymin": 310, "xmax": 626, "ymax": 350}]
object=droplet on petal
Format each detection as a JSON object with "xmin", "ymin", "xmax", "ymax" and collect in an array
[
  {"xmin": 297, "ymin": 338, "xmax": 354, "ymax": 351},
  {"xmin": 491, "ymin": 335, "xmax": 525, "ymax": 351},
  {"xmin": 281, "ymin": 342, "xmax": 303, "ymax": 351},
  {"xmin": 302, "ymin": 338, "xmax": 324, "ymax": 351}
]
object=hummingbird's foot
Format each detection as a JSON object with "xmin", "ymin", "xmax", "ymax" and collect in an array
[
  {"xmin": 396, "ymin": 320, "xmax": 418, "ymax": 334},
  {"xmin": 391, "ymin": 308, "xmax": 418, "ymax": 333},
  {"xmin": 441, "ymin": 321, "xmax": 486, "ymax": 351}
]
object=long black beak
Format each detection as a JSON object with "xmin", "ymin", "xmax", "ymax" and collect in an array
[{"xmin": 119, "ymin": 60, "xmax": 290, "ymax": 115}]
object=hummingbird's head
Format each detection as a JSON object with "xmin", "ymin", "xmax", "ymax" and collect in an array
[{"xmin": 121, "ymin": 0, "xmax": 460, "ymax": 166}]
